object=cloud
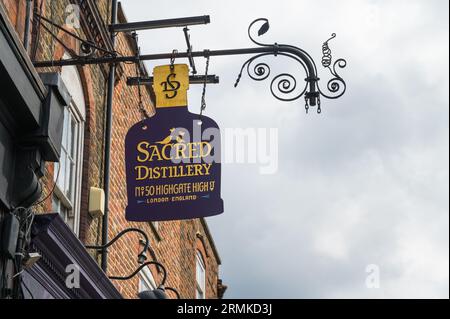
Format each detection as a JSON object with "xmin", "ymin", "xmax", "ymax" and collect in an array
[{"xmin": 120, "ymin": 0, "xmax": 449, "ymax": 298}]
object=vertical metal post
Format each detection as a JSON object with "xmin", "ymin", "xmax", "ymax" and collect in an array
[
  {"xmin": 101, "ymin": 0, "xmax": 118, "ymax": 272},
  {"xmin": 23, "ymin": 0, "xmax": 33, "ymax": 50}
]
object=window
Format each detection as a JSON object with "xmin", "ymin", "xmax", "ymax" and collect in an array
[
  {"xmin": 53, "ymin": 54, "xmax": 86, "ymax": 235},
  {"xmin": 196, "ymin": 251, "xmax": 206, "ymax": 299},
  {"xmin": 138, "ymin": 266, "xmax": 157, "ymax": 293},
  {"xmin": 53, "ymin": 106, "xmax": 83, "ymax": 232}
]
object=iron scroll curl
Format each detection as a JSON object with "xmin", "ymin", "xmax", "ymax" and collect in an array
[
  {"xmin": 234, "ymin": 18, "xmax": 348, "ymax": 112},
  {"xmin": 318, "ymin": 33, "xmax": 347, "ymax": 99}
]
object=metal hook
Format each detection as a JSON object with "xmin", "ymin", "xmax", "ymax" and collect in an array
[
  {"xmin": 324, "ymin": 33, "xmax": 337, "ymax": 45},
  {"xmin": 170, "ymin": 49, "xmax": 178, "ymax": 71}
]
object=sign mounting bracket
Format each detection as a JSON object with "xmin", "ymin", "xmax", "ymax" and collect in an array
[{"xmin": 32, "ymin": 16, "xmax": 347, "ymax": 110}]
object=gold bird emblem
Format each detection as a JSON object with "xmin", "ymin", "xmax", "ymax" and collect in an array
[{"xmin": 156, "ymin": 128, "xmax": 176, "ymax": 145}]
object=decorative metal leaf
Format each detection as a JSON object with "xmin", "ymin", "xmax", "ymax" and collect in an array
[{"xmin": 258, "ymin": 21, "xmax": 270, "ymax": 36}]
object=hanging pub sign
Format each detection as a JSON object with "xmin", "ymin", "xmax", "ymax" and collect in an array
[{"xmin": 125, "ymin": 64, "xmax": 224, "ymax": 221}]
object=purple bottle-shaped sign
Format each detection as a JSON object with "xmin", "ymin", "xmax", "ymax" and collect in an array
[{"xmin": 125, "ymin": 64, "xmax": 223, "ymax": 221}]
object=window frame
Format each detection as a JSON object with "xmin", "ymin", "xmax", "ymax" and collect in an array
[
  {"xmin": 53, "ymin": 102, "xmax": 84, "ymax": 235},
  {"xmin": 196, "ymin": 250, "xmax": 206, "ymax": 299},
  {"xmin": 52, "ymin": 54, "xmax": 86, "ymax": 236}
]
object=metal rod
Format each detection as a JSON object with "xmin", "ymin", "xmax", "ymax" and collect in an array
[
  {"xmin": 86, "ymin": 228, "xmax": 149, "ymax": 251},
  {"xmin": 127, "ymin": 75, "xmax": 219, "ymax": 86},
  {"xmin": 165, "ymin": 287, "xmax": 181, "ymax": 299},
  {"xmin": 34, "ymin": 47, "xmax": 295, "ymax": 67},
  {"xmin": 35, "ymin": 13, "xmax": 116, "ymax": 56},
  {"xmin": 33, "ymin": 46, "xmax": 318, "ymax": 105},
  {"xmin": 86, "ymin": 227, "xmax": 150, "ymax": 264},
  {"xmin": 109, "ymin": 261, "xmax": 167, "ymax": 284},
  {"xmin": 101, "ymin": 0, "xmax": 118, "ymax": 272},
  {"xmin": 109, "ymin": 15, "xmax": 210, "ymax": 32},
  {"xmin": 23, "ymin": 0, "xmax": 33, "ymax": 50}
]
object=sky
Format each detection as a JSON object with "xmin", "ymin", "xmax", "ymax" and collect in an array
[{"xmin": 119, "ymin": 0, "xmax": 449, "ymax": 298}]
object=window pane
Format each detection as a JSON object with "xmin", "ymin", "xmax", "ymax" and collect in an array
[
  {"xmin": 62, "ymin": 108, "xmax": 69, "ymax": 148},
  {"xmin": 65, "ymin": 154, "xmax": 71, "ymax": 197},
  {"xmin": 196, "ymin": 252, "xmax": 206, "ymax": 299},
  {"xmin": 70, "ymin": 113, "xmax": 77, "ymax": 158},
  {"xmin": 64, "ymin": 205, "xmax": 74, "ymax": 230},
  {"xmin": 52, "ymin": 195, "xmax": 59, "ymax": 212},
  {"xmin": 138, "ymin": 278, "xmax": 152, "ymax": 293},
  {"xmin": 67, "ymin": 113, "xmax": 72, "ymax": 153},
  {"xmin": 53, "ymin": 194, "xmax": 76, "ymax": 231},
  {"xmin": 56, "ymin": 197, "xmax": 66, "ymax": 221},
  {"xmin": 199, "ymin": 269, "xmax": 205, "ymax": 288},
  {"xmin": 66, "ymin": 159, "xmax": 75, "ymax": 201},
  {"xmin": 53, "ymin": 162, "xmax": 59, "ymax": 182},
  {"xmin": 57, "ymin": 153, "xmax": 66, "ymax": 191},
  {"xmin": 196, "ymin": 263, "xmax": 201, "ymax": 278}
]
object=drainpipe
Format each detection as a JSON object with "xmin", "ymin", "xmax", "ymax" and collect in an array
[
  {"xmin": 101, "ymin": 0, "xmax": 118, "ymax": 272},
  {"xmin": 23, "ymin": 0, "xmax": 33, "ymax": 50}
]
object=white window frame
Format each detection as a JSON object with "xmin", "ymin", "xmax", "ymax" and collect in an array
[
  {"xmin": 53, "ymin": 105, "xmax": 84, "ymax": 235},
  {"xmin": 196, "ymin": 251, "xmax": 206, "ymax": 299},
  {"xmin": 53, "ymin": 53, "xmax": 85, "ymax": 236}
]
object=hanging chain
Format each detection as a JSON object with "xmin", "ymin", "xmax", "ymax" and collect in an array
[
  {"xmin": 304, "ymin": 95, "xmax": 322, "ymax": 114},
  {"xmin": 200, "ymin": 54, "xmax": 210, "ymax": 117},
  {"xmin": 170, "ymin": 49, "xmax": 178, "ymax": 72},
  {"xmin": 304, "ymin": 95, "xmax": 309, "ymax": 114},
  {"xmin": 317, "ymin": 96, "xmax": 322, "ymax": 114},
  {"xmin": 133, "ymin": 32, "xmax": 149, "ymax": 120}
]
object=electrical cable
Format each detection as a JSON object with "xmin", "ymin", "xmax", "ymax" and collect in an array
[
  {"xmin": 10, "ymin": 207, "xmax": 36, "ymax": 299},
  {"xmin": 31, "ymin": 162, "xmax": 61, "ymax": 208}
]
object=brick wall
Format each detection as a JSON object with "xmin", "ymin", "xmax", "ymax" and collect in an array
[{"xmin": 0, "ymin": 0, "xmax": 224, "ymax": 299}]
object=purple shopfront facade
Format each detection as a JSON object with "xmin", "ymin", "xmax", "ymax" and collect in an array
[{"xmin": 23, "ymin": 213, "xmax": 121, "ymax": 299}]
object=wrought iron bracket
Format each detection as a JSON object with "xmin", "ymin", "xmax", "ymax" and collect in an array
[
  {"xmin": 109, "ymin": 261, "xmax": 166, "ymax": 282},
  {"xmin": 85, "ymin": 227, "xmax": 149, "ymax": 264},
  {"xmin": 32, "ymin": 18, "xmax": 347, "ymax": 111}
]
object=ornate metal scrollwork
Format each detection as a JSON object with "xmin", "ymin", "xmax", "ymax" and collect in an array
[
  {"xmin": 234, "ymin": 18, "xmax": 347, "ymax": 113},
  {"xmin": 234, "ymin": 51, "xmax": 309, "ymax": 102},
  {"xmin": 31, "ymin": 14, "xmax": 346, "ymax": 113},
  {"xmin": 318, "ymin": 33, "xmax": 347, "ymax": 100}
]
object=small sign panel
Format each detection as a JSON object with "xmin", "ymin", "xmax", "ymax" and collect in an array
[
  {"xmin": 153, "ymin": 64, "xmax": 189, "ymax": 108},
  {"xmin": 125, "ymin": 64, "xmax": 223, "ymax": 221}
]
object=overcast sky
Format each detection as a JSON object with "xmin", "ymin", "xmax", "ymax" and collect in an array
[{"xmin": 119, "ymin": 0, "xmax": 449, "ymax": 298}]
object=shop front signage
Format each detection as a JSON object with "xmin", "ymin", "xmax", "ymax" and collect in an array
[{"xmin": 125, "ymin": 64, "xmax": 223, "ymax": 221}]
